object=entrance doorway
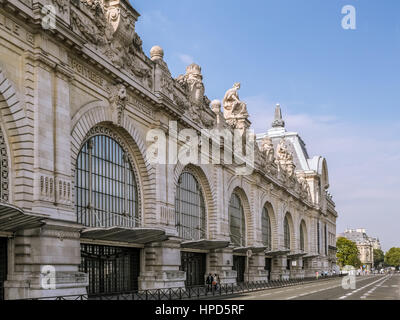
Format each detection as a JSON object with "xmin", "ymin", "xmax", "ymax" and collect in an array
[
  {"xmin": 265, "ymin": 258, "xmax": 272, "ymax": 281},
  {"xmin": 233, "ymin": 255, "xmax": 246, "ymax": 283},
  {"xmin": 180, "ymin": 252, "xmax": 206, "ymax": 287},
  {"xmin": 287, "ymin": 258, "xmax": 291, "ymax": 270},
  {"xmin": 79, "ymin": 244, "xmax": 140, "ymax": 296},
  {"xmin": 0, "ymin": 238, "xmax": 7, "ymax": 300}
]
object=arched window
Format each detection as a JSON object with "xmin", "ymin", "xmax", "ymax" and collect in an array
[
  {"xmin": 284, "ymin": 215, "xmax": 290, "ymax": 250},
  {"xmin": 300, "ymin": 224, "xmax": 305, "ymax": 251},
  {"xmin": 175, "ymin": 171, "xmax": 206, "ymax": 240},
  {"xmin": 262, "ymin": 206, "xmax": 272, "ymax": 250},
  {"xmin": 229, "ymin": 193, "xmax": 245, "ymax": 247},
  {"xmin": 76, "ymin": 134, "xmax": 139, "ymax": 228},
  {"xmin": 0, "ymin": 127, "xmax": 9, "ymax": 202}
]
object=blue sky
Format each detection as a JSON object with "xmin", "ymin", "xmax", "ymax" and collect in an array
[{"xmin": 132, "ymin": 0, "xmax": 400, "ymax": 251}]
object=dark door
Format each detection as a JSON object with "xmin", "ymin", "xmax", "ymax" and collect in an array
[
  {"xmin": 180, "ymin": 252, "xmax": 206, "ymax": 287},
  {"xmin": 0, "ymin": 238, "xmax": 7, "ymax": 300},
  {"xmin": 265, "ymin": 258, "xmax": 272, "ymax": 280},
  {"xmin": 287, "ymin": 258, "xmax": 291, "ymax": 270},
  {"xmin": 79, "ymin": 244, "xmax": 140, "ymax": 296},
  {"xmin": 233, "ymin": 256, "xmax": 246, "ymax": 283}
]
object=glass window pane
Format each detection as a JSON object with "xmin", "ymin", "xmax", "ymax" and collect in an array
[
  {"xmin": 175, "ymin": 172, "xmax": 206, "ymax": 241},
  {"xmin": 229, "ymin": 193, "xmax": 245, "ymax": 247},
  {"xmin": 76, "ymin": 134, "xmax": 139, "ymax": 228}
]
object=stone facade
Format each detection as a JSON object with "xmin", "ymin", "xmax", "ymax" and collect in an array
[
  {"xmin": 0, "ymin": 0, "xmax": 337, "ymax": 299},
  {"xmin": 338, "ymin": 229, "xmax": 380, "ymax": 271}
]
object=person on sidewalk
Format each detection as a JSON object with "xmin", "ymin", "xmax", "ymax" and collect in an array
[{"xmin": 206, "ymin": 273, "xmax": 214, "ymax": 292}]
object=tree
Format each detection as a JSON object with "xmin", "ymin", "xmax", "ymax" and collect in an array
[
  {"xmin": 373, "ymin": 249, "xmax": 385, "ymax": 268},
  {"xmin": 384, "ymin": 248, "xmax": 400, "ymax": 268},
  {"xmin": 336, "ymin": 237, "xmax": 361, "ymax": 268}
]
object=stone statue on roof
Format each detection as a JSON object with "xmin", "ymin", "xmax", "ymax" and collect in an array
[{"xmin": 223, "ymin": 83, "xmax": 249, "ymax": 124}]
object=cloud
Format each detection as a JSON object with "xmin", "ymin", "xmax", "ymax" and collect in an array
[
  {"xmin": 178, "ymin": 54, "xmax": 195, "ymax": 65},
  {"xmin": 245, "ymin": 94, "xmax": 400, "ymax": 251}
]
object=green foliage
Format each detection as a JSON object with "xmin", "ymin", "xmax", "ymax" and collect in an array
[
  {"xmin": 336, "ymin": 237, "xmax": 361, "ymax": 268},
  {"xmin": 373, "ymin": 249, "xmax": 385, "ymax": 267},
  {"xmin": 384, "ymin": 247, "xmax": 400, "ymax": 267}
]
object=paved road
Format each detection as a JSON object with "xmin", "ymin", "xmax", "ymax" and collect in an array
[{"xmin": 219, "ymin": 274, "xmax": 400, "ymax": 300}]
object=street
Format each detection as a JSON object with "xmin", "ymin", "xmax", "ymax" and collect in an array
[{"xmin": 218, "ymin": 274, "xmax": 400, "ymax": 300}]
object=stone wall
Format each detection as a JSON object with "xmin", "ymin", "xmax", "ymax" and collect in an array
[{"xmin": 0, "ymin": 0, "xmax": 338, "ymax": 299}]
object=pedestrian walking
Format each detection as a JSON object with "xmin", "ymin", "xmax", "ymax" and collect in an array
[
  {"xmin": 206, "ymin": 273, "xmax": 214, "ymax": 292},
  {"xmin": 212, "ymin": 273, "xmax": 220, "ymax": 291}
]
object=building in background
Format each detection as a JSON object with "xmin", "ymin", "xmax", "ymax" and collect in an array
[
  {"xmin": 338, "ymin": 229, "xmax": 380, "ymax": 271},
  {"xmin": 0, "ymin": 0, "xmax": 337, "ymax": 299}
]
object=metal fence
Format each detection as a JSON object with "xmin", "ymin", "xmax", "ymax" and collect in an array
[{"xmin": 25, "ymin": 275, "xmax": 343, "ymax": 301}]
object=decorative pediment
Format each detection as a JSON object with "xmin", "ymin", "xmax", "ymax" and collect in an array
[{"xmin": 71, "ymin": 1, "xmax": 153, "ymax": 89}]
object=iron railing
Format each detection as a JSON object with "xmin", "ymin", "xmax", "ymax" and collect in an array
[
  {"xmin": 25, "ymin": 275, "xmax": 343, "ymax": 301},
  {"xmin": 78, "ymin": 208, "xmax": 141, "ymax": 229}
]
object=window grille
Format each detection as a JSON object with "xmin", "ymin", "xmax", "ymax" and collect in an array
[
  {"xmin": 262, "ymin": 206, "xmax": 272, "ymax": 250},
  {"xmin": 229, "ymin": 193, "xmax": 245, "ymax": 247},
  {"xmin": 175, "ymin": 172, "xmax": 206, "ymax": 240},
  {"xmin": 284, "ymin": 216, "xmax": 290, "ymax": 250},
  {"xmin": 76, "ymin": 134, "xmax": 139, "ymax": 228}
]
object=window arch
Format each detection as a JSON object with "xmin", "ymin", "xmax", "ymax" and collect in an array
[
  {"xmin": 229, "ymin": 193, "xmax": 245, "ymax": 247},
  {"xmin": 284, "ymin": 215, "xmax": 290, "ymax": 250},
  {"xmin": 262, "ymin": 205, "xmax": 272, "ymax": 250},
  {"xmin": 175, "ymin": 171, "xmax": 206, "ymax": 240},
  {"xmin": 76, "ymin": 134, "xmax": 139, "ymax": 228},
  {"xmin": 0, "ymin": 127, "xmax": 9, "ymax": 202},
  {"xmin": 300, "ymin": 223, "xmax": 305, "ymax": 251}
]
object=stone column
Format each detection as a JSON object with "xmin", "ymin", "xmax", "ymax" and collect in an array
[
  {"xmin": 4, "ymin": 220, "xmax": 88, "ymax": 300},
  {"xmin": 248, "ymin": 253, "xmax": 268, "ymax": 282},
  {"xmin": 138, "ymin": 237, "xmax": 185, "ymax": 290},
  {"xmin": 53, "ymin": 65, "xmax": 74, "ymax": 221},
  {"xmin": 289, "ymin": 258, "xmax": 305, "ymax": 279},
  {"xmin": 208, "ymin": 248, "xmax": 236, "ymax": 285},
  {"xmin": 271, "ymin": 255, "xmax": 289, "ymax": 280},
  {"xmin": 31, "ymin": 57, "xmax": 74, "ymax": 221}
]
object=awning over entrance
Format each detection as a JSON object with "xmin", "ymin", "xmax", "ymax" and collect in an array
[
  {"xmin": 81, "ymin": 227, "xmax": 168, "ymax": 244},
  {"xmin": 181, "ymin": 239, "xmax": 230, "ymax": 250},
  {"xmin": 0, "ymin": 202, "xmax": 45, "ymax": 232},
  {"xmin": 264, "ymin": 249, "xmax": 291, "ymax": 257},
  {"xmin": 233, "ymin": 246, "xmax": 267, "ymax": 254},
  {"xmin": 287, "ymin": 251, "xmax": 308, "ymax": 259}
]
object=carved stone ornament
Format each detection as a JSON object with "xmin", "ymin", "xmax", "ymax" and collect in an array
[
  {"xmin": 222, "ymin": 82, "xmax": 249, "ymax": 128},
  {"xmin": 52, "ymin": 0, "xmax": 69, "ymax": 14},
  {"xmin": 71, "ymin": 1, "xmax": 152, "ymax": 88},
  {"xmin": 109, "ymin": 84, "xmax": 127, "ymax": 126},
  {"xmin": 274, "ymin": 138, "xmax": 297, "ymax": 181},
  {"xmin": 297, "ymin": 175, "xmax": 311, "ymax": 201},
  {"xmin": 260, "ymin": 136, "xmax": 275, "ymax": 163},
  {"xmin": 176, "ymin": 64, "xmax": 215, "ymax": 128}
]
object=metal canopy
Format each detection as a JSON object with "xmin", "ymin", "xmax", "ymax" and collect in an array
[
  {"xmin": 264, "ymin": 248, "xmax": 291, "ymax": 257},
  {"xmin": 287, "ymin": 251, "xmax": 308, "ymax": 258},
  {"xmin": 233, "ymin": 246, "xmax": 267, "ymax": 254},
  {"xmin": 181, "ymin": 239, "xmax": 230, "ymax": 250},
  {"xmin": 81, "ymin": 226, "xmax": 168, "ymax": 244},
  {"xmin": 0, "ymin": 202, "xmax": 45, "ymax": 232}
]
